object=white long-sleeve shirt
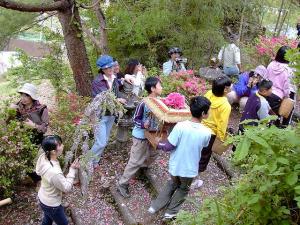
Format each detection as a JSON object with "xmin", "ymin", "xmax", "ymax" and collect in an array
[
  {"xmin": 36, "ymin": 153, "xmax": 77, "ymax": 206},
  {"xmin": 218, "ymin": 44, "xmax": 241, "ymax": 67}
]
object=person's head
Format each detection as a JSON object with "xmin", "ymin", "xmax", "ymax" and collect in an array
[
  {"xmin": 228, "ymin": 34, "xmax": 238, "ymax": 44},
  {"xmin": 113, "ymin": 58, "xmax": 120, "ymax": 74},
  {"xmin": 168, "ymin": 47, "xmax": 182, "ymax": 61},
  {"xmin": 190, "ymin": 96, "xmax": 211, "ymax": 120},
  {"xmin": 96, "ymin": 55, "xmax": 116, "ymax": 77},
  {"xmin": 248, "ymin": 65, "xmax": 267, "ymax": 82},
  {"xmin": 18, "ymin": 83, "xmax": 38, "ymax": 106},
  {"xmin": 124, "ymin": 59, "xmax": 141, "ymax": 75},
  {"xmin": 42, "ymin": 135, "xmax": 63, "ymax": 165},
  {"xmin": 209, "ymin": 57, "xmax": 219, "ymax": 67},
  {"xmin": 212, "ymin": 76, "xmax": 232, "ymax": 97},
  {"xmin": 144, "ymin": 77, "xmax": 162, "ymax": 96},
  {"xmin": 257, "ymin": 79, "xmax": 273, "ymax": 97},
  {"xmin": 275, "ymin": 46, "xmax": 290, "ymax": 64}
]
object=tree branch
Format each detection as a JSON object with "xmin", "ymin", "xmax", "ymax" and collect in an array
[
  {"xmin": 17, "ymin": 13, "xmax": 58, "ymax": 35},
  {"xmin": 79, "ymin": 0, "xmax": 101, "ymax": 9},
  {"xmin": 81, "ymin": 22, "xmax": 102, "ymax": 50},
  {"xmin": 0, "ymin": 0, "xmax": 70, "ymax": 12}
]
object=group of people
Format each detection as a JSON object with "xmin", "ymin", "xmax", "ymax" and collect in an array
[{"xmin": 9, "ymin": 39, "xmax": 297, "ymax": 224}]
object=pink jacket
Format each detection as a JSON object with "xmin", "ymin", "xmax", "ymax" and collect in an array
[{"xmin": 266, "ymin": 61, "xmax": 292, "ymax": 99}]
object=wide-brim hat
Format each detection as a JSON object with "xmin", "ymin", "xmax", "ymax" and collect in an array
[{"xmin": 18, "ymin": 83, "xmax": 38, "ymax": 100}]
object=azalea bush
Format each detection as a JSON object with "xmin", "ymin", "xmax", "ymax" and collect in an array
[
  {"xmin": 0, "ymin": 105, "xmax": 39, "ymax": 198},
  {"xmin": 50, "ymin": 92, "xmax": 90, "ymax": 151},
  {"xmin": 160, "ymin": 70, "xmax": 206, "ymax": 101},
  {"xmin": 176, "ymin": 121, "xmax": 300, "ymax": 225},
  {"xmin": 255, "ymin": 35, "xmax": 299, "ymax": 65}
]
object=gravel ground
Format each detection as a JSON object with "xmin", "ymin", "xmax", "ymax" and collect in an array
[{"xmin": 148, "ymin": 151, "xmax": 229, "ymax": 215}]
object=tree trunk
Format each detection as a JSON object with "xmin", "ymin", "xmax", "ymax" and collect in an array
[
  {"xmin": 93, "ymin": 0, "xmax": 109, "ymax": 54},
  {"xmin": 58, "ymin": 5, "xmax": 92, "ymax": 96},
  {"xmin": 238, "ymin": 4, "xmax": 245, "ymax": 42},
  {"xmin": 274, "ymin": 0, "xmax": 285, "ymax": 36}
]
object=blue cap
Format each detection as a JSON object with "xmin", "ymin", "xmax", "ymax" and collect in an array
[{"xmin": 96, "ymin": 55, "xmax": 116, "ymax": 69}]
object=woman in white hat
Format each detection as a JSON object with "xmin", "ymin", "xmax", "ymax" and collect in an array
[{"xmin": 11, "ymin": 83, "xmax": 49, "ymax": 144}]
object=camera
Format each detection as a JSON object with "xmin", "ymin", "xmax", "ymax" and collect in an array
[{"xmin": 175, "ymin": 57, "xmax": 187, "ymax": 64}]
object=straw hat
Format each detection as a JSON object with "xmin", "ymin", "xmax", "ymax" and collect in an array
[{"xmin": 18, "ymin": 83, "xmax": 38, "ymax": 100}]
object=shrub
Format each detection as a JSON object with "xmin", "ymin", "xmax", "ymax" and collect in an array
[
  {"xmin": 160, "ymin": 70, "xmax": 206, "ymax": 100},
  {"xmin": 255, "ymin": 35, "xmax": 299, "ymax": 65},
  {"xmin": 176, "ymin": 120, "xmax": 300, "ymax": 224},
  {"xmin": 0, "ymin": 105, "xmax": 39, "ymax": 198},
  {"xmin": 50, "ymin": 92, "xmax": 90, "ymax": 151}
]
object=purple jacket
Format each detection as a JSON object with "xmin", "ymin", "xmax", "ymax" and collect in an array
[
  {"xmin": 265, "ymin": 61, "xmax": 291, "ymax": 99},
  {"xmin": 233, "ymin": 72, "xmax": 257, "ymax": 97},
  {"xmin": 91, "ymin": 74, "xmax": 122, "ymax": 98}
]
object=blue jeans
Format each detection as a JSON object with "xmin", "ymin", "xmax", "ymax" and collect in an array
[
  {"xmin": 40, "ymin": 201, "xmax": 68, "ymax": 225},
  {"xmin": 90, "ymin": 115, "xmax": 115, "ymax": 165},
  {"xmin": 224, "ymin": 66, "xmax": 239, "ymax": 76}
]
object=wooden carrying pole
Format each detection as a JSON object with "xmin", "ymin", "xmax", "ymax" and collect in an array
[{"xmin": 0, "ymin": 198, "xmax": 12, "ymax": 207}]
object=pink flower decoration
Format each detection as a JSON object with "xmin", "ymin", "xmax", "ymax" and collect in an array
[{"xmin": 163, "ymin": 92, "xmax": 186, "ymax": 109}]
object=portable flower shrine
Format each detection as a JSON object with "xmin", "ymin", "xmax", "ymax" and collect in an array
[{"xmin": 144, "ymin": 93, "xmax": 191, "ymax": 148}]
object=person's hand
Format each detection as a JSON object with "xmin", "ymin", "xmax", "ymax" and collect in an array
[
  {"xmin": 144, "ymin": 120, "xmax": 150, "ymax": 129},
  {"xmin": 142, "ymin": 66, "xmax": 148, "ymax": 76},
  {"xmin": 247, "ymin": 77, "xmax": 253, "ymax": 88},
  {"xmin": 252, "ymin": 77, "xmax": 259, "ymax": 86},
  {"xmin": 124, "ymin": 74, "xmax": 134, "ymax": 84},
  {"xmin": 71, "ymin": 158, "xmax": 80, "ymax": 169},
  {"xmin": 24, "ymin": 119, "xmax": 36, "ymax": 128},
  {"xmin": 137, "ymin": 64, "xmax": 143, "ymax": 72},
  {"xmin": 117, "ymin": 98, "xmax": 127, "ymax": 104},
  {"xmin": 10, "ymin": 103, "xmax": 18, "ymax": 110}
]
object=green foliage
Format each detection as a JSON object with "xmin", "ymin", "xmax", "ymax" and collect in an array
[
  {"xmin": 0, "ymin": 8, "xmax": 36, "ymax": 49},
  {"xmin": 176, "ymin": 121, "xmax": 300, "ymax": 224},
  {"xmin": 286, "ymin": 48, "xmax": 300, "ymax": 92},
  {"xmin": 103, "ymin": 0, "xmax": 264, "ymax": 69},
  {"xmin": 0, "ymin": 103, "xmax": 39, "ymax": 198},
  {"xmin": 105, "ymin": 0, "xmax": 225, "ymax": 68}
]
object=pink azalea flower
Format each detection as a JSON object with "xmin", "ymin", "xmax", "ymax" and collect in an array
[{"xmin": 163, "ymin": 92, "xmax": 186, "ymax": 109}]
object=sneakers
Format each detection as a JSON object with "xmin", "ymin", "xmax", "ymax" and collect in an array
[
  {"xmin": 163, "ymin": 213, "xmax": 177, "ymax": 221},
  {"xmin": 191, "ymin": 179, "xmax": 204, "ymax": 190},
  {"xmin": 117, "ymin": 183, "xmax": 130, "ymax": 198},
  {"xmin": 148, "ymin": 206, "xmax": 156, "ymax": 214}
]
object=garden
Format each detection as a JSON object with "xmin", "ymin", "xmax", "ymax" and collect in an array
[{"xmin": 0, "ymin": 0, "xmax": 300, "ymax": 224}]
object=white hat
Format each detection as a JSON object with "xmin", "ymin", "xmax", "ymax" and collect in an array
[{"xmin": 18, "ymin": 83, "xmax": 38, "ymax": 100}]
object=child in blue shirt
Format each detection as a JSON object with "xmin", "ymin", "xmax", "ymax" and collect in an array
[
  {"xmin": 148, "ymin": 96, "xmax": 211, "ymax": 220},
  {"xmin": 117, "ymin": 77, "xmax": 162, "ymax": 198}
]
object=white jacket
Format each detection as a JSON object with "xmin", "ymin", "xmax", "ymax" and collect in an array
[{"xmin": 36, "ymin": 153, "xmax": 76, "ymax": 207}]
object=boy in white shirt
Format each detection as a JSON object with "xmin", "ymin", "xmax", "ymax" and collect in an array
[{"xmin": 148, "ymin": 96, "xmax": 211, "ymax": 220}]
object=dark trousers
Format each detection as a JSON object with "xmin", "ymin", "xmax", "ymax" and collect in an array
[
  {"xmin": 40, "ymin": 201, "xmax": 68, "ymax": 225},
  {"xmin": 198, "ymin": 135, "xmax": 216, "ymax": 172},
  {"xmin": 151, "ymin": 176, "xmax": 193, "ymax": 215}
]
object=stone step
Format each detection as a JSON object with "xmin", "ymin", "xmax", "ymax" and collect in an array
[{"xmin": 109, "ymin": 179, "xmax": 162, "ymax": 225}]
